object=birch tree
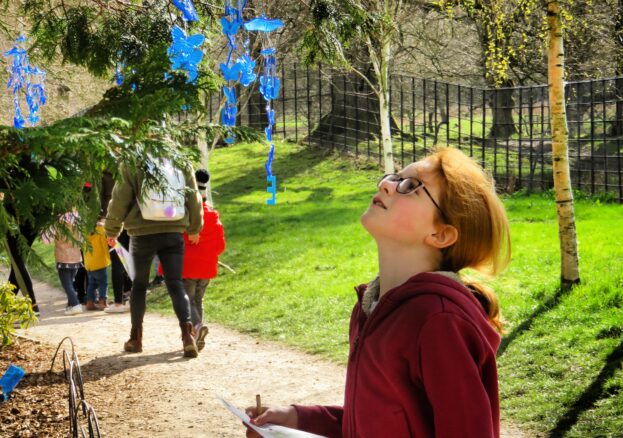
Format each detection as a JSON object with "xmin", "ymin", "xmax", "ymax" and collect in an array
[
  {"xmin": 546, "ymin": 0, "xmax": 580, "ymax": 288},
  {"xmin": 301, "ymin": 0, "xmax": 408, "ymax": 173},
  {"xmin": 439, "ymin": 0, "xmax": 581, "ymax": 289}
]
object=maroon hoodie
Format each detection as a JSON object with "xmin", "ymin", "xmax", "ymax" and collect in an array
[{"xmin": 294, "ymin": 272, "xmax": 501, "ymax": 437}]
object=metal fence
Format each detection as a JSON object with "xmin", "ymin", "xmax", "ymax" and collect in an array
[{"xmin": 206, "ymin": 64, "xmax": 623, "ymax": 201}]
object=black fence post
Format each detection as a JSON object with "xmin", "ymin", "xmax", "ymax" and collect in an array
[
  {"xmin": 282, "ymin": 64, "xmax": 286, "ymax": 138},
  {"xmin": 457, "ymin": 84, "xmax": 462, "ymax": 150},
  {"xmin": 482, "ymin": 89, "xmax": 486, "ymax": 168},
  {"xmin": 590, "ymin": 80, "xmax": 596, "ymax": 195},
  {"xmin": 445, "ymin": 82, "xmax": 450, "ymax": 145},
  {"xmin": 343, "ymin": 74, "xmax": 347, "ymax": 151},
  {"xmin": 411, "ymin": 77, "xmax": 416, "ymax": 162},
  {"xmin": 423, "ymin": 78, "xmax": 428, "ymax": 152},
  {"xmin": 294, "ymin": 63, "xmax": 298, "ymax": 143},
  {"xmin": 400, "ymin": 78, "xmax": 405, "ymax": 167},
  {"xmin": 469, "ymin": 87, "xmax": 474, "ymax": 157},
  {"xmin": 602, "ymin": 78, "xmax": 608, "ymax": 193},
  {"xmin": 318, "ymin": 63, "xmax": 323, "ymax": 142},
  {"xmin": 518, "ymin": 87, "xmax": 524, "ymax": 189},
  {"xmin": 355, "ymin": 83, "xmax": 359, "ymax": 158}
]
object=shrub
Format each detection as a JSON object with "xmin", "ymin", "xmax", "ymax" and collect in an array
[{"xmin": 0, "ymin": 282, "xmax": 37, "ymax": 347}]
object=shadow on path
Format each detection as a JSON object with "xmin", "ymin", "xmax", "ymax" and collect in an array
[
  {"xmin": 22, "ymin": 350, "xmax": 190, "ymax": 387},
  {"xmin": 549, "ymin": 338, "xmax": 623, "ymax": 437},
  {"xmin": 497, "ymin": 287, "xmax": 568, "ymax": 357}
]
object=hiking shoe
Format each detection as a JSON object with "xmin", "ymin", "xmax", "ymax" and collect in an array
[
  {"xmin": 104, "ymin": 303, "xmax": 127, "ymax": 313},
  {"xmin": 124, "ymin": 326, "xmax": 143, "ymax": 353},
  {"xmin": 64, "ymin": 304, "xmax": 83, "ymax": 316},
  {"xmin": 196, "ymin": 324, "xmax": 209, "ymax": 352},
  {"xmin": 86, "ymin": 300, "xmax": 103, "ymax": 311},
  {"xmin": 180, "ymin": 322, "xmax": 198, "ymax": 358}
]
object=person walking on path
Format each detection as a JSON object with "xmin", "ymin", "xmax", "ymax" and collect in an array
[
  {"xmin": 106, "ymin": 229, "xmax": 132, "ymax": 313},
  {"xmin": 246, "ymin": 148, "xmax": 511, "ymax": 438},
  {"xmin": 83, "ymin": 217, "xmax": 111, "ymax": 310},
  {"xmin": 175, "ymin": 169, "xmax": 225, "ymax": 351},
  {"xmin": 46, "ymin": 210, "xmax": 84, "ymax": 316},
  {"xmin": 105, "ymin": 157, "xmax": 203, "ymax": 358}
]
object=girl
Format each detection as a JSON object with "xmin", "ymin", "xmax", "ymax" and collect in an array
[
  {"xmin": 46, "ymin": 210, "xmax": 84, "ymax": 316},
  {"xmin": 245, "ymin": 147, "xmax": 510, "ymax": 437}
]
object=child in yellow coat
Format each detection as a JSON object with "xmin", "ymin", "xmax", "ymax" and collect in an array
[{"xmin": 84, "ymin": 218, "xmax": 111, "ymax": 310}]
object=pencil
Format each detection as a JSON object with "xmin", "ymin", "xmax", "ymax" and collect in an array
[{"xmin": 256, "ymin": 394, "xmax": 262, "ymax": 415}]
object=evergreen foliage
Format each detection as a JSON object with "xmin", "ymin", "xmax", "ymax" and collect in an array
[{"xmin": 0, "ymin": 282, "xmax": 36, "ymax": 347}]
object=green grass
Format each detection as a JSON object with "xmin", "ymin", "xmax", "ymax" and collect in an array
[{"xmin": 23, "ymin": 140, "xmax": 623, "ymax": 435}]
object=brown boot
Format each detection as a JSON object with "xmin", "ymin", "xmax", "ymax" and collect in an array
[
  {"xmin": 98, "ymin": 298, "xmax": 108, "ymax": 309},
  {"xmin": 180, "ymin": 322, "xmax": 198, "ymax": 358},
  {"xmin": 124, "ymin": 326, "xmax": 143, "ymax": 353},
  {"xmin": 86, "ymin": 300, "xmax": 103, "ymax": 311}
]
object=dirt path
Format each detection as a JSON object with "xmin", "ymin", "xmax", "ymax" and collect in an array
[{"xmin": 17, "ymin": 277, "xmax": 528, "ymax": 437}]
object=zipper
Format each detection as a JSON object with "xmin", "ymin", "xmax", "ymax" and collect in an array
[{"xmin": 347, "ymin": 292, "xmax": 393, "ymax": 436}]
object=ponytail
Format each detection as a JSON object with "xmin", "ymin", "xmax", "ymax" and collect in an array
[
  {"xmin": 426, "ymin": 147, "xmax": 511, "ymax": 334},
  {"xmin": 463, "ymin": 279, "xmax": 504, "ymax": 333}
]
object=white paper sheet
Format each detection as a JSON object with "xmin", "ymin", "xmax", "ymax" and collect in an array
[
  {"xmin": 112, "ymin": 242, "xmax": 135, "ymax": 280},
  {"xmin": 217, "ymin": 395, "xmax": 327, "ymax": 438}
]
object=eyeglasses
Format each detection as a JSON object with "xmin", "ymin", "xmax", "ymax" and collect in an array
[{"xmin": 378, "ymin": 174, "xmax": 447, "ymax": 221}]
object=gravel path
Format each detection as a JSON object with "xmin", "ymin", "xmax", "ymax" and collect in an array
[{"xmin": 18, "ymin": 276, "xmax": 527, "ymax": 437}]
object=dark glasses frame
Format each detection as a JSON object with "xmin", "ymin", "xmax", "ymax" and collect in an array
[{"xmin": 378, "ymin": 174, "xmax": 447, "ymax": 221}]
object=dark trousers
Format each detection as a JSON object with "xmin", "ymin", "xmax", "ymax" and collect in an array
[
  {"xmin": 58, "ymin": 267, "xmax": 80, "ymax": 307},
  {"xmin": 110, "ymin": 230, "xmax": 132, "ymax": 304},
  {"xmin": 6, "ymin": 226, "xmax": 37, "ymax": 306},
  {"xmin": 129, "ymin": 233, "xmax": 190, "ymax": 328},
  {"xmin": 73, "ymin": 260, "xmax": 87, "ymax": 304}
]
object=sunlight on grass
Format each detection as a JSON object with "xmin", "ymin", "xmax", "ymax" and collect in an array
[{"xmin": 23, "ymin": 140, "xmax": 623, "ymax": 435}]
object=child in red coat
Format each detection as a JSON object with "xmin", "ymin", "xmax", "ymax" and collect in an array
[
  {"xmin": 245, "ymin": 148, "xmax": 510, "ymax": 438},
  {"xmin": 183, "ymin": 169, "xmax": 225, "ymax": 351}
]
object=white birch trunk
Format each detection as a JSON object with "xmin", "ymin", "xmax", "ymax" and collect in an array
[
  {"xmin": 378, "ymin": 24, "xmax": 394, "ymax": 173},
  {"xmin": 547, "ymin": 0, "xmax": 580, "ymax": 289}
]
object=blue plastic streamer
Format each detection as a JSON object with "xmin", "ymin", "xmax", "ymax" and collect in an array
[
  {"xmin": 219, "ymin": 0, "xmax": 246, "ymax": 144},
  {"xmin": 219, "ymin": 2, "xmax": 283, "ymax": 204},
  {"xmin": 167, "ymin": 25, "xmax": 205, "ymax": 84},
  {"xmin": 3, "ymin": 34, "xmax": 46, "ymax": 128},
  {"xmin": 0, "ymin": 365, "xmax": 25, "ymax": 402},
  {"xmin": 172, "ymin": 0, "xmax": 199, "ymax": 22}
]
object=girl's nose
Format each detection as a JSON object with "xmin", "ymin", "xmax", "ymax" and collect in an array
[{"xmin": 378, "ymin": 178, "xmax": 397, "ymax": 195}]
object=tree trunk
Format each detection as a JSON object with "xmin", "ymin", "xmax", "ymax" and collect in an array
[
  {"xmin": 488, "ymin": 84, "xmax": 518, "ymax": 139},
  {"xmin": 547, "ymin": 0, "xmax": 580, "ymax": 289},
  {"xmin": 309, "ymin": 70, "xmax": 398, "ymax": 149},
  {"xmin": 611, "ymin": 0, "xmax": 623, "ymax": 136},
  {"xmin": 378, "ymin": 33, "xmax": 394, "ymax": 173}
]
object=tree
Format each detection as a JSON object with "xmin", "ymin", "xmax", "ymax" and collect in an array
[
  {"xmin": 439, "ymin": 0, "xmax": 580, "ymax": 289},
  {"xmin": 0, "ymin": 1, "xmax": 261, "ymax": 273},
  {"xmin": 546, "ymin": 0, "xmax": 580, "ymax": 289},
  {"xmin": 301, "ymin": 0, "xmax": 406, "ymax": 172}
]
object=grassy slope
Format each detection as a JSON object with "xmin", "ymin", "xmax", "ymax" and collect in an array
[{"xmin": 28, "ymin": 141, "xmax": 622, "ymax": 435}]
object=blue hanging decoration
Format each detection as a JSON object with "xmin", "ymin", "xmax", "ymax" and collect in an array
[
  {"xmin": 219, "ymin": 3, "xmax": 283, "ymax": 204},
  {"xmin": 219, "ymin": 1, "xmax": 246, "ymax": 145},
  {"xmin": 171, "ymin": 0, "xmax": 199, "ymax": 22},
  {"xmin": 244, "ymin": 16, "xmax": 283, "ymax": 205},
  {"xmin": 167, "ymin": 25, "xmax": 205, "ymax": 84},
  {"xmin": 115, "ymin": 54, "xmax": 125, "ymax": 86},
  {"xmin": 3, "ymin": 34, "xmax": 47, "ymax": 128}
]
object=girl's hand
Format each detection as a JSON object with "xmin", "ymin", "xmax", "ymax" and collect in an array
[{"xmin": 244, "ymin": 405, "xmax": 298, "ymax": 438}]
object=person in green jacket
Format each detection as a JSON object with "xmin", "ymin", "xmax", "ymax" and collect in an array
[{"xmin": 105, "ymin": 158, "xmax": 203, "ymax": 358}]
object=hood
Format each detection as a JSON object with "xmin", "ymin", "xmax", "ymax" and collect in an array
[{"xmin": 355, "ymin": 272, "xmax": 501, "ymax": 352}]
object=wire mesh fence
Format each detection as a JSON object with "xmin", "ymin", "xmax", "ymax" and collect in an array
[{"xmin": 205, "ymin": 63, "xmax": 623, "ymax": 202}]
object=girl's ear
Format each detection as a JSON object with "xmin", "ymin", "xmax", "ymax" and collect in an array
[{"xmin": 425, "ymin": 224, "xmax": 458, "ymax": 249}]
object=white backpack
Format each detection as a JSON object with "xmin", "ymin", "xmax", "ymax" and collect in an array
[{"xmin": 137, "ymin": 159, "xmax": 186, "ymax": 221}]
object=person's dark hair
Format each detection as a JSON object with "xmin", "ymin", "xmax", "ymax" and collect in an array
[{"xmin": 195, "ymin": 169, "xmax": 210, "ymax": 191}]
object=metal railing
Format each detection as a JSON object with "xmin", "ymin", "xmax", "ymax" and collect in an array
[
  {"xmin": 50, "ymin": 337, "xmax": 101, "ymax": 438},
  {"xmin": 206, "ymin": 64, "xmax": 623, "ymax": 202}
]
